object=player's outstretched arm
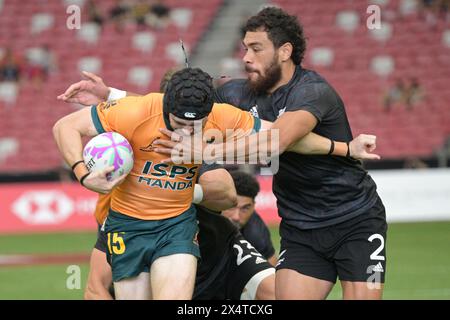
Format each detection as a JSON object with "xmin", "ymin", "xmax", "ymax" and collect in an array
[
  {"xmin": 258, "ymin": 118, "xmax": 375, "ymax": 159},
  {"xmin": 52, "ymin": 107, "xmax": 126, "ymax": 193},
  {"xmin": 57, "ymin": 71, "xmax": 140, "ymax": 106},
  {"xmin": 287, "ymin": 133, "xmax": 381, "ymax": 160},
  {"xmin": 155, "ymin": 113, "xmax": 380, "ymax": 163},
  {"xmin": 197, "ymin": 168, "xmax": 237, "ymax": 211}
]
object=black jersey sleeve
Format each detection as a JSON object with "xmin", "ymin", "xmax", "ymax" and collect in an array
[
  {"xmin": 241, "ymin": 213, "xmax": 275, "ymax": 260},
  {"xmin": 285, "ymin": 82, "xmax": 335, "ymax": 123},
  {"xmin": 198, "ymin": 163, "xmax": 224, "ymax": 178}
]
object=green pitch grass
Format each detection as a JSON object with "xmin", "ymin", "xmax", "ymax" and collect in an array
[{"xmin": 1, "ymin": 221, "xmax": 450, "ymax": 299}]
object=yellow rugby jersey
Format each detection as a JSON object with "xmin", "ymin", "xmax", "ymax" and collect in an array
[
  {"xmin": 94, "ymin": 193, "xmax": 110, "ymax": 224},
  {"xmin": 91, "ymin": 92, "xmax": 260, "ymax": 220}
]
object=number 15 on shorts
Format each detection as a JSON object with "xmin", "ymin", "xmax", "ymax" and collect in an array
[{"xmin": 107, "ymin": 232, "xmax": 126, "ymax": 255}]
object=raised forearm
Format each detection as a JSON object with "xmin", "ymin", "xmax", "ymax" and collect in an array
[
  {"xmin": 52, "ymin": 107, "xmax": 97, "ymax": 178},
  {"xmin": 206, "ymin": 130, "xmax": 350, "ymax": 164},
  {"xmin": 53, "ymin": 119, "xmax": 86, "ymax": 166},
  {"xmin": 287, "ymin": 132, "xmax": 349, "ymax": 156},
  {"xmin": 205, "ymin": 129, "xmax": 278, "ymax": 164}
]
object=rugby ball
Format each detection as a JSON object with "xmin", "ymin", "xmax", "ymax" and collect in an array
[{"xmin": 83, "ymin": 132, "xmax": 134, "ymax": 181}]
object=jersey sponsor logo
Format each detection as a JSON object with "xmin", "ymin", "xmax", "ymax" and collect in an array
[
  {"xmin": 138, "ymin": 176, "xmax": 193, "ymax": 190},
  {"xmin": 372, "ymin": 262, "xmax": 384, "ymax": 273},
  {"xmin": 275, "ymin": 249, "xmax": 286, "ymax": 267},
  {"xmin": 141, "ymin": 161, "xmax": 197, "ymax": 179},
  {"xmin": 138, "ymin": 161, "xmax": 198, "ymax": 191},
  {"xmin": 100, "ymin": 100, "xmax": 118, "ymax": 110},
  {"xmin": 139, "ymin": 136, "xmax": 160, "ymax": 152},
  {"xmin": 192, "ymin": 231, "xmax": 199, "ymax": 246},
  {"xmin": 255, "ymin": 256, "xmax": 266, "ymax": 264},
  {"xmin": 184, "ymin": 112, "xmax": 196, "ymax": 119}
]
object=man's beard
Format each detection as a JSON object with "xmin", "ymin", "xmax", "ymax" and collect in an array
[{"xmin": 246, "ymin": 56, "xmax": 282, "ymax": 95}]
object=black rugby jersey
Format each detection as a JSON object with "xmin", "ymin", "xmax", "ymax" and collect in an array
[
  {"xmin": 194, "ymin": 163, "xmax": 239, "ymax": 291},
  {"xmin": 214, "ymin": 66, "xmax": 380, "ymax": 229},
  {"xmin": 240, "ymin": 212, "xmax": 275, "ymax": 260}
]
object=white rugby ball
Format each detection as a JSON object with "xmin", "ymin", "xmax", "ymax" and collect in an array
[{"xmin": 83, "ymin": 132, "xmax": 134, "ymax": 181}]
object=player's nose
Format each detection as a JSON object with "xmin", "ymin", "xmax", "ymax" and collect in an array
[
  {"xmin": 229, "ymin": 208, "xmax": 240, "ymax": 222},
  {"xmin": 243, "ymin": 50, "xmax": 253, "ymax": 64}
]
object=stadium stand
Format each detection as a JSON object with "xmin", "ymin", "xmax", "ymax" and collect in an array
[
  {"xmin": 0, "ymin": 0, "xmax": 448, "ymax": 173},
  {"xmin": 271, "ymin": 0, "xmax": 450, "ymax": 159},
  {"xmin": 0, "ymin": 0, "xmax": 224, "ymax": 172}
]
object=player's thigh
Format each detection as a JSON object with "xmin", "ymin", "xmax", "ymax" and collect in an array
[
  {"xmin": 275, "ymin": 269, "xmax": 334, "ymax": 300},
  {"xmin": 104, "ymin": 207, "xmax": 199, "ymax": 284},
  {"xmin": 276, "ymin": 225, "xmax": 337, "ymax": 300},
  {"xmin": 150, "ymin": 253, "xmax": 197, "ymax": 300},
  {"xmin": 114, "ymin": 272, "xmax": 152, "ymax": 300},
  {"xmin": 85, "ymin": 248, "xmax": 113, "ymax": 300},
  {"xmin": 334, "ymin": 198, "xmax": 387, "ymax": 298}
]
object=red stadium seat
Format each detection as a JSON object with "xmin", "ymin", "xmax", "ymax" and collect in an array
[{"xmin": 0, "ymin": 0, "xmax": 224, "ymax": 172}]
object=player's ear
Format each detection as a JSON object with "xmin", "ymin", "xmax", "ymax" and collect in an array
[{"xmin": 279, "ymin": 42, "xmax": 293, "ymax": 62}]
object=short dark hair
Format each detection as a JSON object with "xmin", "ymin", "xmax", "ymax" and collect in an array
[
  {"xmin": 159, "ymin": 67, "xmax": 181, "ymax": 93},
  {"xmin": 229, "ymin": 170, "xmax": 260, "ymax": 200},
  {"xmin": 243, "ymin": 6, "xmax": 306, "ymax": 65}
]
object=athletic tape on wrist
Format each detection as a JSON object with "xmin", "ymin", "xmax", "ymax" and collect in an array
[
  {"xmin": 107, "ymin": 87, "xmax": 126, "ymax": 101},
  {"xmin": 192, "ymin": 184, "xmax": 204, "ymax": 204}
]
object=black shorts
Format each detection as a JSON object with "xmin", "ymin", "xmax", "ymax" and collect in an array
[
  {"xmin": 277, "ymin": 196, "xmax": 387, "ymax": 284},
  {"xmin": 94, "ymin": 224, "xmax": 108, "ymax": 253},
  {"xmin": 95, "ymin": 226, "xmax": 274, "ymax": 299},
  {"xmin": 194, "ymin": 233, "xmax": 274, "ymax": 300}
]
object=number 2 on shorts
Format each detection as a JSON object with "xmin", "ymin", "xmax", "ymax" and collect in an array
[{"xmin": 368, "ymin": 233, "xmax": 385, "ymax": 261}]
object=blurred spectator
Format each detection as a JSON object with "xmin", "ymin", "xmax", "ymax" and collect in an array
[
  {"xmin": 24, "ymin": 56, "xmax": 45, "ymax": 88},
  {"xmin": 236, "ymin": 12, "xmax": 251, "ymax": 53},
  {"xmin": 0, "ymin": 48, "xmax": 21, "ymax": 82},
  {"xmin": 404, "ymin": 78, "xmax": 425, "ymax": 109},
  {"xmin": 383, "ymin": 79, "xmax": 407, "ymax": 111},
  {"xmin": 24, "ymin": 45, "xmax": 58, "ymax": 88},
  {"xmin": 419, "ymin": 0, "xmax": 450, "ymax": 26},
  {"xmin": 110, "ymin": 0, "xmax": 130, "ymax": 32},
  {"xmin": 439, "ymin": 0, "xmax": 450, "ymax": 21},
  {"xmin": 132, "ymin": 0, "xmax": 151, "ymax": 29},
  {"xmin": 404, "ymin": 157, "xmax": 429, "ymax": 169},
  {"xmin": 147, "ymin": 0, "xmax": 171, "ymax": 29},
  {"xmin": 87, "ymin": 0, "xmax": 105, "ymax": 27}
]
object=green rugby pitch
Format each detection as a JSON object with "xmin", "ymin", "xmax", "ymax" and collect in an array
[{"xmin": 0, "ymin": 221, "xmax": 449, "ymax": 299}]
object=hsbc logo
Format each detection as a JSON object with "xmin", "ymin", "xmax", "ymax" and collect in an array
[{"xmin": 12, "ymin": 191, "xmax": 74, "ymax": 225}]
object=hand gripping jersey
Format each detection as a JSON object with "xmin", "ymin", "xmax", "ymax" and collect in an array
[{"xmin": 91, "ymin": 92, "xmax": 260, "ymax": 220}]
